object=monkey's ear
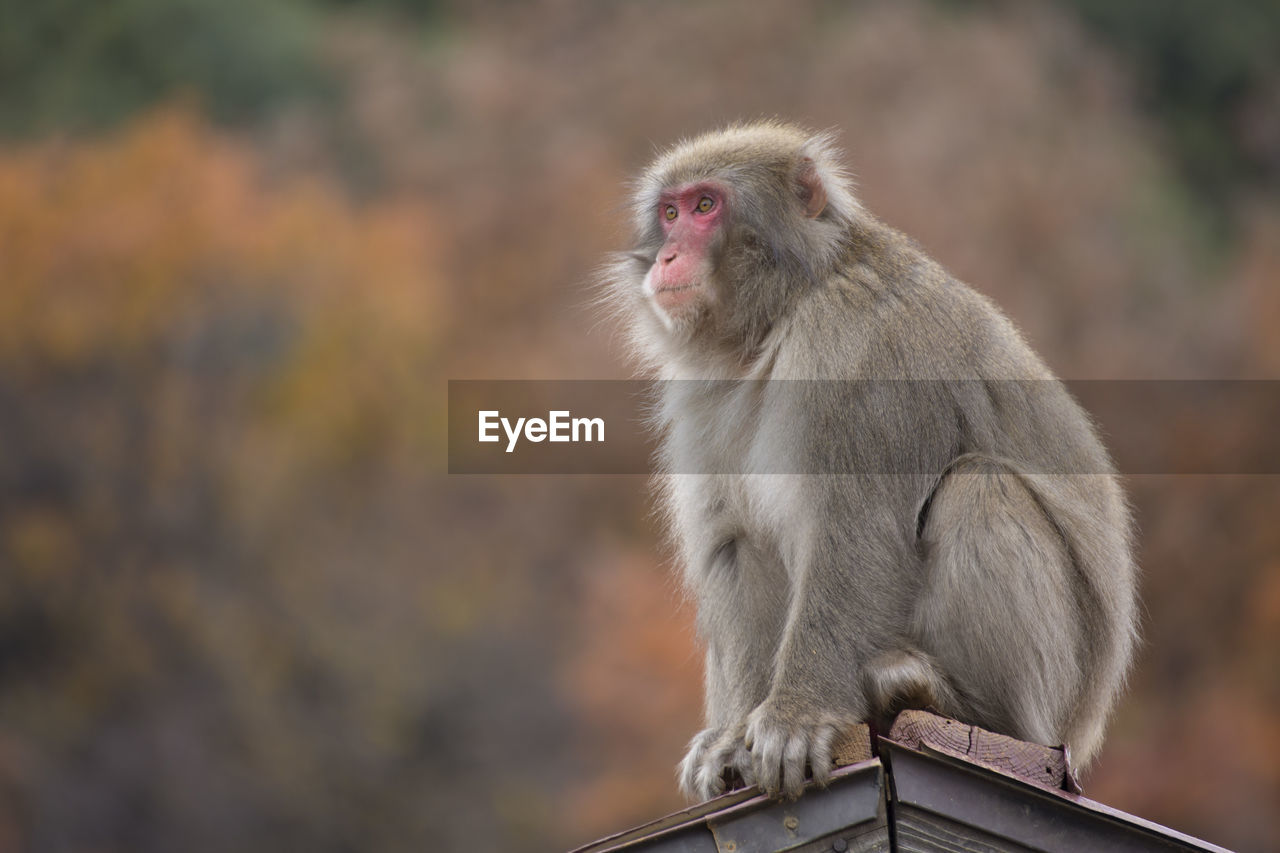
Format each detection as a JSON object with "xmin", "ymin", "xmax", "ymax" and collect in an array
[{"xmin": 796, "ymin": 157, "xmax": 827, "ymax": 219}]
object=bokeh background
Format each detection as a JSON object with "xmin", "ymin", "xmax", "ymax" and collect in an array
[{"xmin": 1, "ymin": 1, "xmax": 1278, "ymax": 851}]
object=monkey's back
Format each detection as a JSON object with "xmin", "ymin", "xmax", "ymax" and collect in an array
[{"xmin": 757, "ymin": 217, "xmax": 1138, "ymax": 761}]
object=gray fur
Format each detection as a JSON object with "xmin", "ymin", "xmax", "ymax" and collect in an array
[{"xmin": 602, "ymin": 122, "xmax": 1138, "ymax": 801}]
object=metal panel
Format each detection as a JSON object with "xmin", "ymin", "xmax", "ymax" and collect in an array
[
  {"xmin": 882, "ymin": 740, "xmax": 1233, "ymax": 853},
  {"xmin": 706, "ymin": 761, "xmax": 886, "ymax": 853},
  {"xmin": 568, "ymin": 787, "xmax": 762, "ymax": 853},
  {"xmin": 895, "ymin": 804, "xmax": 1041, "ymax": 853},
  {"xmin": 614, "ymin": 825, "xmax": 720, "ymax": 853},
  {"xmin": 569, "ymin": 760, "xmax": 888, "ymax": 853},
  {"xmin": 570, "ymin": 739, "xmax": 1232, "ymax": 853}
]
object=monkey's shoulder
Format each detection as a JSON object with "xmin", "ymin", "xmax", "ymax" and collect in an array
[{"xmin": 779, "ymin": 262, "xmax": 1048, "ymax": 382}]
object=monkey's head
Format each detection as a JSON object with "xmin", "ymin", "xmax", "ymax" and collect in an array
[{"xmin": 605, "ymin": 121, "xmax": 861, "ymax": 371}]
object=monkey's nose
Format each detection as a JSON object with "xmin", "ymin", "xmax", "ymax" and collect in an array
[{"xmin": 661, "ymin": 250, "xmax": 678, "ymax": 265}]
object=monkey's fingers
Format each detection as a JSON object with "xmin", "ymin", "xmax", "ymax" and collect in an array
[
  {"xmin": 751, "ymin": 739, "xmax": 782, "ymax": 798},
  {"xmin": 780, "ymin": 732, "xmax": 810, "ymax": 799},
  {"xmin": 735, "ymin": 753, "xmax": 757, "ymax": 789},
  {"xmin": 748, "ymin": 727, "xmax": 809, "ymax": 799},
  {"xmin": 715, "ymin": 733, "xmax": 755, "ymax": 792},
  {"xmin": 677, "ymin": 728, "xmax": 717, "ymax": 801},
  {"xmin": 748, "ymin": 707, "xmax": 856, "ymax": 798},
  {"xmin": 744, "ymin": 714, "xmax": 797, "ymax": 798},
  {"xmin": 693, "ymin": 763, "xmax": 725, "ymax": 801},
  {"xmin": 679, "ymin": 726, "xmax": 756, "ymax": 802},
  {"xmin": 808, "ymin": 723, "xmax": 838, "ymax": 788},
  {"xmin": 699, "ymin": 732, "xmax": 754, "ymax": 799}
]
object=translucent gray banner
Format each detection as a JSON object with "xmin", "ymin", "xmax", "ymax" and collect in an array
[{"xmin": 447, "ymin": 380, "xmax": 1280, "ymax": 475}]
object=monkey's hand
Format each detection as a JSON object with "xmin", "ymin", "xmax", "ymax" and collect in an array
[
  {"xmin": 677, "ymin": 725, "xmax": 755, "ymax": 803},
  {"xmin": 744, "ymin": 699, "xmax": 857, "ymax": 799}
]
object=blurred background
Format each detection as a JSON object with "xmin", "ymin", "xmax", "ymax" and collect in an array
[{"xmin": 0, "ymin": 0, "xmax": 1277, "ymax": 850}]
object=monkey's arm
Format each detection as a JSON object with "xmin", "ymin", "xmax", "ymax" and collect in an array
[
  {"xmin": 743, "ymin": 474, "xmax": 928, "ymax": 799},
  {"xmin": 677, "ymin": 535, "xmax": 787, "ymax": 800}
]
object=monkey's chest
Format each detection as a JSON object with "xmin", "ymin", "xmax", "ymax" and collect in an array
[{"xmin": 663, "ymin": 399, "xmax": 808, "ymax": 565}]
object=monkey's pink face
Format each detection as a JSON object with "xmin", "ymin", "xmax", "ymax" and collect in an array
[{"xmin": 644, "ymin": 182, "xmax": 728, "ymax": 317}]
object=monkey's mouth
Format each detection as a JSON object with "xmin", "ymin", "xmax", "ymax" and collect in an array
[{"xmin": 653, "ymin": 282, "xmax": 701, "ymax": 312}]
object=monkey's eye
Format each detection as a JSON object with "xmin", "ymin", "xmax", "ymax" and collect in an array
[
  {"xmin": 664, "ymin": 205, "xmax": 677, "ymax": 222},
  {"xmin": 696, "ymin": 196, "xmax": 715, "ymax": 213}
]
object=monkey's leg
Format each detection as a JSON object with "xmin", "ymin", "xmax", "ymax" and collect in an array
[
  {"xmin": 679, "ymin": 537, "xmax": 785, "ymax": 801},
  {"xmin": 911, "ymin": 455, "xmax": 1086, "ymax": 747}
]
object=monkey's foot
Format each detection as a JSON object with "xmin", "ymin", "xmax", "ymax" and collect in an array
[
  {"xmin": 744, "ymin": 701, "xmax": 859, "ymax": 799},
  {"xmin": 864, "ymin": 648, "xmax": 958, "ymax": 731},
  {"xmin": 677, "ymin": 725, "xmax": 755, "ymax": 803}
]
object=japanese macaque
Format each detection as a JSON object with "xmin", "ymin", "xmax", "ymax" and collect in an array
[{"xmin": 601, "ymin": 121, "xmax": 1138, "ymax": 802}]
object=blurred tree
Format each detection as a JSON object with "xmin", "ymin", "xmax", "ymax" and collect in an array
[
  {"xmin": 309, "ymin": 0, "xmax": 445, "ymax": 26},
  {"xmin": 1060, "ymin": 0, "xmax": 1280, "ymax": 200},
  {"xmin": 0, "ymin": 0, "xmax": 332, "ymax": 136},
  {"xmin": 0, "ymin": 107, "xmax": 460, "ymax": 852}
]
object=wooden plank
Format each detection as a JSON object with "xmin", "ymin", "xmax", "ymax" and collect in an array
[
  {"xmin": 886, "ymin": 709, "xmax": 1075, "ymax": 791},
  {"xmin": 830, "ymin": 722, "xmax": 875, "ymax": 768}
]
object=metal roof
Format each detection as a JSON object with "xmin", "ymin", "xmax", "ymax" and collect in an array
[{"xmin": 570, "ymin": 716, "xmax": 1233, "ymax": 853}]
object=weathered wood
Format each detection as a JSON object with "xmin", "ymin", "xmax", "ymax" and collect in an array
[
  {"xmin": 887, "ymin": 709, "xmax": 1074, "ymax": 791},
  {"xmin": 830, "ymin": 722, "xmax": 875, "ymax": 768}
]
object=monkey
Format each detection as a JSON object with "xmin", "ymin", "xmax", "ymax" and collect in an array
[{"xmin": 601, "ymin": 121, "xmax": 1138, "ymax": 802}]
